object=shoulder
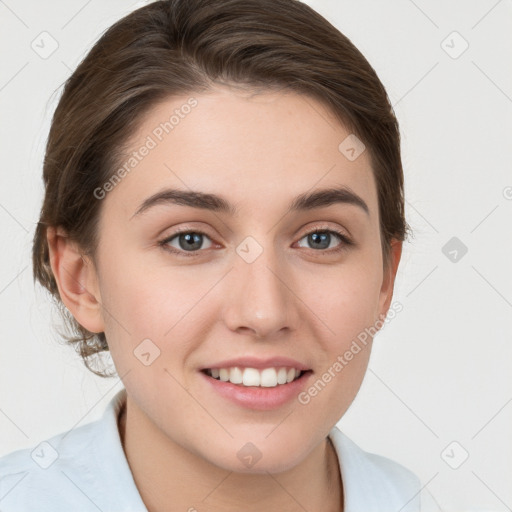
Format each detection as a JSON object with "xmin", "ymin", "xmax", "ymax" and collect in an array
[
  {"xmin": 0, "ymin": 388, "xmax": 146, "ymax": 512},
  {"xmin": 0, "ymin": 411, "xmax": 103, "ymax": 468},
  {"xmin": 0, "ymin": 415, "xmax": 104, "ymax": 510},
  {"xmin": 328, "ymin": 426, "xmax": 441, "ymax": 512}
]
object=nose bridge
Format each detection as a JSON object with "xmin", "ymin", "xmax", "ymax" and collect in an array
[{"xmin": 223, "ymin": 237, "xmax": 298, "ymax": 338}]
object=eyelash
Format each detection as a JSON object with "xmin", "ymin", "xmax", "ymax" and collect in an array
[{"xmin": 158, "ymin": 225, "xmax": 353, "ymax": 258}]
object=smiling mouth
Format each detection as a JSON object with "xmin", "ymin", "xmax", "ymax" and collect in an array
[{"xmin": 202, "ymin": 366, "xmax": 310, "ymax": 388}]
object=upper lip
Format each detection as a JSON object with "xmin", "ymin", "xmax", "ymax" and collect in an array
[{"xmin": 201, "ymin": 356, "xmax": 311, "ymax": 371}]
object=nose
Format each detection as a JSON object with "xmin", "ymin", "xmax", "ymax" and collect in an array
[{"xmin": 222, "ymin": 244, "xmax": 301, "ymax": 339}]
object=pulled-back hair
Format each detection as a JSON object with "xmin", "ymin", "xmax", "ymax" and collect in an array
[{"xmin": 32, "ymin": 0, "xmax": 409, "ymax": 377}]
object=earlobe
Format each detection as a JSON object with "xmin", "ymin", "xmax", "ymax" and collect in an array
[
  {"xmin": 378, "ymin": 239, "xmax": 403, "ymax": 320},
  {"xmin": 46, "ymin": 226, "xmax": 104, "ymax": 334}
]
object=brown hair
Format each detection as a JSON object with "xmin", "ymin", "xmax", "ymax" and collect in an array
[{"xmin": 32, "ymin": 0, "xmax": 410, "ymax": 377}]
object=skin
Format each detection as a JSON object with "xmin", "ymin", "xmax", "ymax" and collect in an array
[{"xmin": 47, "ymin": 86, "xmax": 402, "ymax": 512}]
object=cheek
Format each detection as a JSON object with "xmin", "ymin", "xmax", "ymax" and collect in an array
[
  {"xmin": 295, "ymin": 268, "xmax": 379, "ymax": 425},
  {"xmin": 96, "ymin": 252, "xmax": 215, "ymax": 365},
  {"xmin": 98, "ymin": 246, "xmax": 180, "ymax": 327},
  {"xmin": 303, "ymin": 257, "xmax": 383, "ymax": 344}
]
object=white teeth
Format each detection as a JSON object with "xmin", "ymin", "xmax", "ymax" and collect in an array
[
  {"xmin": 260, "ymin": 368, "xmax": 277, "ymax": 387},
  {"xmin": 207, "ymin": 366, "xmax": 304, "ymax": 387},
  {"xmin": 242, "ymin": 368, "xmax": 260, "ymax": 386},
  {"xmin": 229, "ymin": 367, "xmax": 243, "ymax": 384},
  {"xmin": 277, "ymin": 367, "xmax": 288, "ymax": 384}
]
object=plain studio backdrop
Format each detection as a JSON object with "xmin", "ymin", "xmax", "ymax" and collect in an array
[{"xmin": 0, "ymin": 1, "xmax": 511, "ymax": 510}]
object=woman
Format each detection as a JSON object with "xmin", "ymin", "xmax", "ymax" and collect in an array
[{"xmin": 0, "ymin": 0, "xmax": 440, "ymax": 510}]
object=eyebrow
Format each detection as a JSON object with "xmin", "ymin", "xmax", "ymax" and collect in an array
[{"xmin": 130, "ymin": 186, "xmax": 369, "ymax": 219}]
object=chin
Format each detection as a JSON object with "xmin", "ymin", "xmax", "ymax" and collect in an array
[{"xmin": 195, "ymin": 429, "xmax": 318, "ymax": 475}]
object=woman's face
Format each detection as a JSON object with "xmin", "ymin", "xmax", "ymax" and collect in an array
[{"xmin": 88, "ymin": 86, "xmax": 400, "ymax": 473}]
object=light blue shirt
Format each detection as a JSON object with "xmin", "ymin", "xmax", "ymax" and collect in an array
[{"xmin": 0, "ymin": 388, "xmax": 440, "ymax": 511}]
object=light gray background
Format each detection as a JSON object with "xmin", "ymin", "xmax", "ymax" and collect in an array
[{"xmin": 1, "ymin": 1, "xmax": 511, "ymax": 510}]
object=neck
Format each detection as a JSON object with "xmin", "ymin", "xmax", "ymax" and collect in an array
[{"xmin": 118, "ymin": 396, "xmax": 343, "ymax": 512}]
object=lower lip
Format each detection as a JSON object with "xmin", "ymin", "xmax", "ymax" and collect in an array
[{"xmin": 200, "ymin": 371, "xmax": 312, "ymax": 411}]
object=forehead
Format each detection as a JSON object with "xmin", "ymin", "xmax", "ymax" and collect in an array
[{"xmin": 106, "ymin": 86, "xmax": 378, "ymax": 220}]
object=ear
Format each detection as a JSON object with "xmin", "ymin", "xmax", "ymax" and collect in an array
[
  {"xmin": 377, "ymin": 239, "xmax": 402, "ymax": 321},
  {"xmin": 46, "ymin": 226, "xmax": 105, "ymax": 334}
]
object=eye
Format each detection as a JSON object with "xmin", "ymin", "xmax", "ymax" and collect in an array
[
  {"xmin": 160, "ymin": 229, "xmax": 214, "ymax": 256},
  {"xmin": 159, "ymin": 226, "xmax": 353, "ymax": 258},
  {"xmin": 296, "ymin": 228, "xmax": 352, "ymax": 253}
]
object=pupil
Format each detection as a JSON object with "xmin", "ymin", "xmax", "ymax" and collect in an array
[
  {"xmin": 310, "ymin": 232, "xmax": 329, "ymax": 250},
  {"xmin": 180, "ymin": 233, "xmax": 202, "ymax": 251}
]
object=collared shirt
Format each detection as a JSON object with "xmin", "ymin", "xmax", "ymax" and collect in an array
[{"xmin": 0, "ymin": 388, "xmax": 440, "ymax": 511}]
